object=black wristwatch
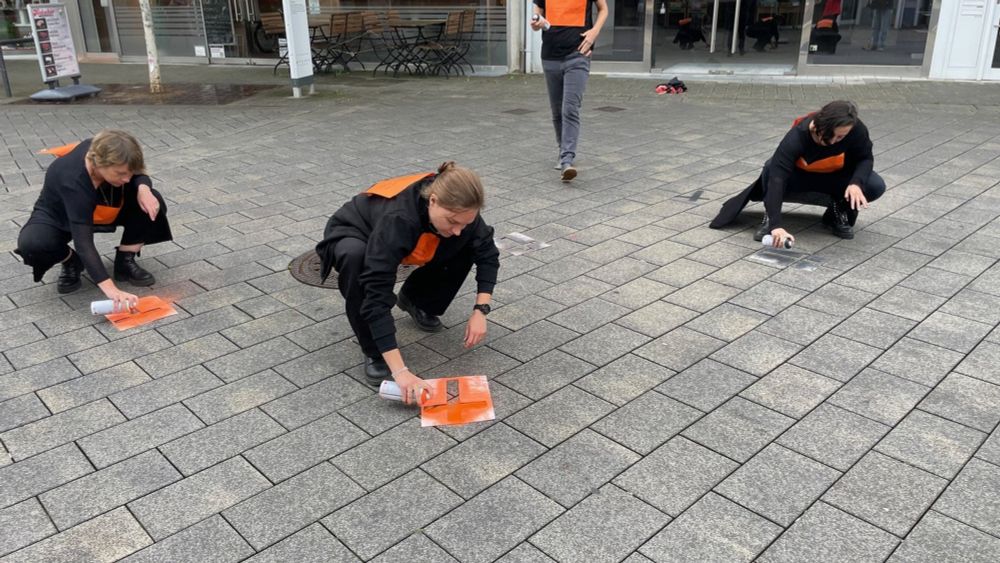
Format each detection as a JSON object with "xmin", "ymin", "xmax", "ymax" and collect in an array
[{"xmin": 473, "ymin": 303, "xmax": 491, "ymax": 316}]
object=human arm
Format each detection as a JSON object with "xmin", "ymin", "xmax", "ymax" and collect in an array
[
  {"xmin": 380, "ymin": 348, "xmax": 433, "ymax": 405},
  {"xmin": 531, "ymin": 1, "xmax": 546, "ymax": 30},
  {"xmin": 465, "ymin": 220, "xmax": 499, "ymax": 348},
  {"xmin": 133, "ymin": 175, "xmax": 160, "ymax": 221},
  {"xmin": 763, "ymin": 129, "xmax": 803, "ymax": 232},
  {"xmin": 579, "ymin": 0, "xmax": 609, "ymax": 55}
]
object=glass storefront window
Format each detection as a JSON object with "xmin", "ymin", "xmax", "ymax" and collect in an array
[
  {"xmin": 2, "ymin": 0, "xmax": 35, "ymax": 41},
  {"xmin": 115, "ymin": 0, "xmax": 211, "ymax": 58},
  {"xmin": 806, "ymin": 0, "xmax": 934, "ymax": 65}
]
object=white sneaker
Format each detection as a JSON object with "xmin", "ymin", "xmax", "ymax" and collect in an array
[
  {"xmin": 561, "ymin": 164, "xmax": 577, "ymax": 182},
  {"xmin": 553, "ymin": 157, "xmax": 562, "ymax": 170}
]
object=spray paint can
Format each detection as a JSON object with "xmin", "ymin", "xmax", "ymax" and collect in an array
[
  {"xmin": 761, "ymin": 235, "xmax": 793, "ymax": 249},
  {"xmin": 91, "ymin": 300, "xmax": 120, "ymax": 315},
  {"xmin": 531, "ymin": 14, "xmax": 551, "ymax": 30},
  {"xmin": 379, "ymin": 380, "xmax": 403, "ymax": 401}
]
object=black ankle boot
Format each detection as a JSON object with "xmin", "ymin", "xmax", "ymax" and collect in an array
[
  {"xmin": 823, "ymin": 200, "xmax": 854, "ymax": 239},
  {"xmin": 397, "ymin": 292, "xmax": 443, "ymax": 332},
  {"xmin": 114, "ymin": 249, "xmax": 155, "ymax": 286},
  {"xmin": 57, "ymin": 250, "xmax": 83, "ymax": 294},
  {"xmin": 364, "ymin": 354, "xmax": 391, "ymax": 386},
  {"xmin": 753, "ymin": 215, "xmax": 770, "ymax": 242}
]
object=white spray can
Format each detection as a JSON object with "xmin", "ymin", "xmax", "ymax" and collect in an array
[
  {"xmin": 379, "ymin": 380, "xmax": 403, "ymax": 401},
  {"xmin": 91, "ymin": 300, "xmax": 120, "ymax": 315},
  {"xmin": 761, "ymin": 235, "xmax": 793, "ymax": 249},
  {"xmin": 531, "ymin": 14, "xmax": 551, "ymax": 30}
]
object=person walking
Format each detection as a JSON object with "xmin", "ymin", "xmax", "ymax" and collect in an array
[{"xmin": 531, "ymin": 0, "xmax": 609, "ymax": 182}]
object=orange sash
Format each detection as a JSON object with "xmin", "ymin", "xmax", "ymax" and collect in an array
[
  {"xmin": 796, "ymin": 154, "xmax": 845, "ymax": 173},
  {"xmin": 93, "ymin": 203, "xmax": 122, "ymax": 225},
  {"xmin": 545, "ymin": 0, "xmax": 587, "ymax": 27},
  {"xmin": 365, "ymin": 172, "xmax": 440, "ymax": 266}
]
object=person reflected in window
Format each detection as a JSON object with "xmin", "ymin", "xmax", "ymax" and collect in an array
[{"xmin": 865, "ymin": 0, "xmax": 893, "ymax": 51}]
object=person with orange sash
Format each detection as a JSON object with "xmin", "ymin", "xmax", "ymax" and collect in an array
[
  {"xmin": 531, "ymin": 0, "xmax": 608, "ymax": 182},
  {"xmin": 15, "ymin": 130, "xmax": 172, "ymax": 311},
  {"xmin": 709, "ymin": 100, "xmax": 885, "ymax": 246},
  {"xmin": 316, "ymin": 162, "xmax": 500, "ymax": 402}
]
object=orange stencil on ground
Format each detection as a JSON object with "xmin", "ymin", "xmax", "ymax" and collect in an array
[
  {"xmin": 105, "ymin": 296, "xmax": 177, "ymax": 331},
  {"xmin": 420, "ymin": 375, "xmax": 495, "ymax": 427}
]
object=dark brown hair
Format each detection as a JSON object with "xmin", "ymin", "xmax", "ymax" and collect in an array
[
  {"xmin": 812, "ymin": 101, "xmax": 859, "ymax": 144},
  {"xmin": 421, "ymin": 161, "xmax": 485, "ymax": 210}
]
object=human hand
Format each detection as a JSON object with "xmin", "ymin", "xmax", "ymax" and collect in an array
[
  {"xmin": 530, "ymin": 14, "xmax": 547, "ymax": 31},
  {"xmin": 579, "ymin": 29, "xmax": 600, "ymax": 56},
  {"xmin": 137, "ymin": 185, "xmax": 160, "ymax": 221},
  {"xmin": 464, "ymin": 311, "xmax": 488, "ymax": 348},
  {"xmin": 770, "ymin": 227, "xmax": 795, "ymax": 248},
  {"xmin": 844, "ymin": 184, "xmax": 868, "ymax": 210},
  {"xmin": 104, "ymin": 286, "xmax": 139, "ymax": 313},
  {"xmin": 393, "ymin": 369, "xmax": 433, "ymax": 405}
]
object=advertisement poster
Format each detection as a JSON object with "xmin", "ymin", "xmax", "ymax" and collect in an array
[{"xmin": 28, "ymin": 3, "xmax": 79, "ymax": 83}]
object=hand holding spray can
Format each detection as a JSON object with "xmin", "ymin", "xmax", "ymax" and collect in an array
[
  {"xmin": 761, "ymin": 234, "xmax": 793, "ymax": 249},
  {"xmin": 90, "ymin": 300, "xmax": 136, "ymax": 315},
  {"xmin": 531, "ymin": 14, "xmax": 551, "ymax": 30},
  {"xmin": 378, "ymin": 380, "xmax": 431, "ymax": 405}
]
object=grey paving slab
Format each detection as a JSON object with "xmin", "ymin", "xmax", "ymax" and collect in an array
[
  {"xmin": 639, "ymin": 492, "xmax": 781, "ymax": 563},
  {"xmin": 740, "ymin": 364, "xmax": 841, "ymax": 418},
  {"xmin": 684, "ymin": 303, "xmax": 769, "ymax": 343},
  {"xmin": 516, "ymin": 429, "xmax": 640, "ymax": 508},
  {"xmin": 421, "ymin": 423, "xmax": 546, "ymax": 499},
  {"xmin": 39, "ymin": 449, "xmax": 180, "ymax": 531},
  {"xmin": 3, "ymin": 326, "xmax": 107, "ymax": 370},
  {"xmin": 778, "ymin": 403, "xmax": 891, "ymax": 472},
  {"xmin": 224, "ymin": 462, "xmax": 364, "ymax": 550},
  {"xmin": 109, "ymin": 365, "xmax": 223, "ymax": 419},
  {"xmin": 160, "ymin": 408, "xmax": 285, "ymax": 476},
  {"xmin": 120, "ymin": 515, "xmax": 254, "ymax": 563},
  {"xmin": 538, "ymin": 276, "xmax": 615, "ymax": 307},
  {"xmin": 128, "ymin": 456, "xmax": 271, "ymax": 541},
  {"xmin": 592, "ymin": 392, "xmax": 702, "ymax": 455},
  {"xmin": 918, "ymin": 372, "xmax": 1000, "ymax": 432},
  {"xmin": 495, "ymin": 543, "xmax": 557, "ymax": 563},
  {"xmin": 728, "ymin": 280, "xmax": 810, "ymax": 317},
  {"xmin": 369, "ymin": 532, "xmax": 457, "ymax": 563},
  {"xmin": 954, "ymin": 340, "xmax": 1000, "ymax": 385},
  {"xmin": 656, "ymin": 358, "xmax": 756, "ymax": 412},
  {"xmin": 323, "ymin": 469, "xmax": 462, "ymax": 560},
  {"xmin": 333, "ymin": 419, "xmax": 456, "ymax": 490},
  {"xmin": 489, "ymin": 320, "xmax": 580, "ymax": 363},
  {"xmin": 940, "ymin": 288, "xmax": 1000, "ymax": 325},
  {"xmin": 797, "ymin": 283, "xmax": 877, "ymax": 318},
  {"xmin": 889, "ymin": 511, "xmax": 1000, "ymax": 563},
  {"xmin": 682, "ymin": 397, "xmax": 794, "ymax": 462},
  {"xmin": 600, "ymin": 277, "xmax": 675, "ymax": 309},
  {"xmin": 504, "ymin": 385, "xmax": 616, "ymax": 447},
  {"xmin": 823, "ymin": 451, "xmax": 948, "ymax": 537},
  {"xmin": 488, "ymin": 295, "xmax": 567, "ymax": 332},
  {"xmin": 548, "ymin": 297, "xmax": 630, "ymax": 333},
  {"xmin": 709, "ymin": 330, "xmax": 802, "ymax": 377},
  {"xmin": 717, "ymin": 443, "xmax": 841, "ymax": 526},
  {"xmin": 873, "ymin": 337, "xmax": 966, "ymax": 387},
  {"xmin": 135, "ymin": 333, "xmax": 240, "ymax": 378},
  {"xmin": 246, "ymin": 412, "xmax": 368, "ymax": 483},
  {"xmin": 66, "ymin": 331, "xmax": 172, "ymax": 375},
  {"xmin": 425, "ymin": 476, "xmax": 564, "ymax": 563},
  {"xmin": 869, "ymin": 285, "xmax": 947, "ymax": 323},
  {"xmin": 1, "ymin": 399, "xmax": 125, "ymax": 461},
  {"xmin": 36, "ymin": 362, "xmax": 150, "ymax": 413},
  {"xmin": 758, "ymin": 502, "xmax": 898, "ymax": 563},
  {"xmin": 789, "ymin": 333, "xmax": 882, "ymax": 383},
  {"xmin": 908, "ymin": 311, "xmax": 993, "ymax": 354},
  {"xmin": 0, "ymin": 507, "xmax": 151, "ymax": 563},
  {"xmin": 828, "ymin": 368, "xmax": 931, "ymax": 426},
  {"xmin": 875, "ymin": 410, "xmax": 986, "ymax": 480},
  {"xmin": 616, "ymin": 301, "xmax": 700, "ymax": 338},
  {"xmin": 0, "ymin": 358, "xmax": 81, "ymax": 403},
  {"xmin": 574, "ymin": 353, "xmax": 675, "ymax": 406},
  {"xmin": 245, "ymin": 523, "xmax": 359, "ymax": 563},
  {"xmin": 634, "ymin": 327, "xmax": 726, "ymax": 372},
  {"xmin": 934, "ymin": 458, "xmax": 1000, "ymax": 536},
  {"xmin": 559, "ymin": 322, "xmax": 651, "ymax": 367},
  {"xmin": 184, "ymin": 369, "xmax": 297, "ymax": 425},
  {"xmin": 205, "ymin": 337, "xmax": 307, "ymax": 383},
  {"xmin": 0, "ymin": 393, "xmax": 49, "ymax": 434},
  {"xmin": 77, "ymin": 403, "xmax": 204, "ymax": 469},
  {"xmin": 260, "ymin": 373, "xmax": 370, "ymax": 430},
  {"xmin": 645, "ymin": 258, "xmax": 715, "ymax": 288},
  {"xmin": 0, "ymin": 443, "xmax": 92, "ymax": 509},
  {"xmin": 615, "ymin": 436, "xmax": 739, "ymax": 517},
  {"xmin": 530, "ymin": 484, "xmax": 669, "ymax": 563},
  {"xmin": 0, "ymin": 499, "xmax": 56, "ymax": 558},
  {"xmin": 495, "ymin": 350, "xmax": 596, "ymax": 400}
]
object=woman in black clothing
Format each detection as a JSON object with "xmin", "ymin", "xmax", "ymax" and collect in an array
[
  {"xmin": 15, "ymin": 130, "xmax": 172, "ymax": 311},
  {"xmin": 710, "ymin": 100, "xmax": 885, "ymax": 247},
  {"xmin": 316, "ymin": 162, "xmax": 500, "ymax": 403}
]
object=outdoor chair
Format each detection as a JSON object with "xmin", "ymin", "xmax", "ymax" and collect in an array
[
  {"xmin": 260, "ymin": 12, "xmax": 288, "ymax": 75},
  {"xmin": 411, "ymin": 11, "xmax": 464, "ymax": 76}
]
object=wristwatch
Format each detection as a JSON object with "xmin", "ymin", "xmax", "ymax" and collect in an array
[{"xmin": 473, "ymin": 303, "xmax": 491, "ymax": 316}]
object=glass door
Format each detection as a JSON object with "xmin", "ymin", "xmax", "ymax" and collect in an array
[
  {"xmin": 79, "ymin": 0, "xmax": 118, "ymax": 52},
  {"xmin": 652, "ymin": 1, "xmax": 801, "ymax": 74},
  {"xmin": 985, "ymin": 0, "xmax": 1000, "ymax": 80},
  {"xmin": 592, "ymin": 0, "xmax": 654, "ymax": 72}
]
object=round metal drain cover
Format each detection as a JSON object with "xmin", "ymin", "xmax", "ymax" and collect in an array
[{"xmin": 288, "ymin": 249, "xmax": 416, "ymax": 289}]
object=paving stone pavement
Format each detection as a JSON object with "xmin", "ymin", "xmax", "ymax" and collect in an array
[{"xmin": 2, "ymin": 64, "xmax": 1000, "ymax": 561}]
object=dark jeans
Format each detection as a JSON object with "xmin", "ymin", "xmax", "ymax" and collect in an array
[
  {"xmin": 16, "ymin": 187, "xmax": 171, "ymax": 282},
  {"xmin": 333, "ymin": 237, "xmax": 473, "ymax": 358}
]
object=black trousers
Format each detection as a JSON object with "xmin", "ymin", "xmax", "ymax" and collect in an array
[
  {"xmin": 16, "ymin": 187, "xmax": 172, "ymax": 282},
  {"xmin": 760, "ymin": 163, "xmax": 887, "ymax": 206},
  {"xmin": 333, "ymin": 237, "xmax": 473, "ymax": 358}
]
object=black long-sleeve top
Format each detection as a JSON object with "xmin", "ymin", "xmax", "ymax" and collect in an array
[
  {"xmin": 763, "ymin": 117, "xmax": 874, "ymax": 230},
  {"xmin": 27, "ymin": 139, "xmax": 153, "ymax": 284},
  {"xmin": 317, "ymin": 177, "xmax": 500, "ymax": 353}
]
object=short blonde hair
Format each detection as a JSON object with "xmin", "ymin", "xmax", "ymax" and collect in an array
[
  {"xmin": 421, "ymin": 161, "xmax": 484, "ymax": 210},
  {"xmin": 87, "ymin": 129, "xmax": 146, "ymax": 174}
]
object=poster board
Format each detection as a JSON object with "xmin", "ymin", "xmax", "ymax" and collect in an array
[{"xmin": 28, "ymin": 3, "xmax": 79, "ymax": 83}]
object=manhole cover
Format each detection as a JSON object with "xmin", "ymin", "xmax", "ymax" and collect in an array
[
  {"xmin": 595, "ymin": 106, "xmax": 626, "ymax": 112},
  {"xmin": 503, "ymin": 108, "xmax": 535, "ymax": 115},
  {"xmin": 288, "ymin": 249, "xmax": 416, "ymax": 289}
]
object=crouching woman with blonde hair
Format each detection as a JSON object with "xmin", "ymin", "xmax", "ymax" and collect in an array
[
  {"xmin": 15, "ymin": 129, "xmax": 172, "ymax": 311},
  {"xmin": 316, "ymin": 162, "xmax": 500, "ymax": 403}
]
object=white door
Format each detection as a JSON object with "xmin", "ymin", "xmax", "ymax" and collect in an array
[{"xmin": 983, "ymin": 0, "xmax": 1000, "ymax": 79}]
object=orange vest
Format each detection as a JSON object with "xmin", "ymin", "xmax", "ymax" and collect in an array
[
  {"xmin": 545, "ymin": 0, "xmax": 587, "ymax": 27},
  {"xmin": 365, "ymin": 173, "xmax": 440, "ymax": 266},
  {"xmin": 791, "ymin": 112, "xmax": 846, "ymax": 174}
]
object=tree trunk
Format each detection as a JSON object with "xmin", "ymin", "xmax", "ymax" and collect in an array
[{"xmin": 138, "ymin": 0, "xmax": 162, "ymax": 94}]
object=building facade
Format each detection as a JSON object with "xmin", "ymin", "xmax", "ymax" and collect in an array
[{"xmin": 2, "ymin": 0, "xmax": 998, "ymax": 81}]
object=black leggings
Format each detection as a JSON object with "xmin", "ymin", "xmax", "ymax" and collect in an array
[{"xmin": 16, "ymin": 188, "xmax": 171, "ymax": 282}]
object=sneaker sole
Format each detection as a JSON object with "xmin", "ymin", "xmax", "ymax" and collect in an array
[{"xmin": 561, "ymin": 167, "xmax": 577, "ymax": 182}]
